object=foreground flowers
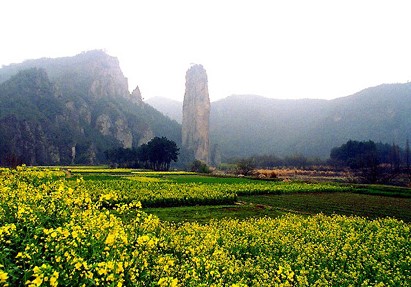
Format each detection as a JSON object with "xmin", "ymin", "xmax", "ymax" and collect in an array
[{"xmin": 0, "ymin": 167, "xmax": 410, "ymax": 286}]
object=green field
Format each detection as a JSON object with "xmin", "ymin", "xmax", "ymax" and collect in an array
[
  {"xmin": 146, "ymin": 192, "xmax": 411, "ymax": 223},
  {"xmin": 69, "ymin": 170, "xmax": 411, "ymax": 222},
  {"xmin": 1, "ymin": 167, "xmax": 410, "ymax": 286}
]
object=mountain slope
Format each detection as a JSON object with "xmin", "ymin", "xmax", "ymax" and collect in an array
[
  {"xmin": 210, "ymin": 84, "xmax": 411, "ymax": 159},
  {"xmin": 0, "ymin": 51, "xmax": 181, "ymax": 165},
  {"xmin": 148, "ymin": 84, "xmax": 411, "ymax": 160},
  {"xmin": 292, "ymin": 83, "xmax": 411, "ymax": 157}
]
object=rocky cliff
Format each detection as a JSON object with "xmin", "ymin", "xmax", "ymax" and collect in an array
[
  {"xmin": 0, "ymin": 51, "xmax": 181, "ymax": 165},
  {"xmin": 182, "ymin": 64, "xmax": 210, "ymax": 164}
]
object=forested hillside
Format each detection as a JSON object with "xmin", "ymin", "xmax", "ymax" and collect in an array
[{"xmin": 0, "ymin": 51, "xmax": 181, "ymax": 165}]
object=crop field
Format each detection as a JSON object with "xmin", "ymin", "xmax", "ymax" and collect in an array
[{"xmin": 1, "ymin": 166, "xmax": 410, "ymax": 286}]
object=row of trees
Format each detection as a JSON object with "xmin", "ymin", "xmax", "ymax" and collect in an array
[
  {"xmin": 330, "ymin": 139, "xmax": 410, "ymax": 183},
  {"xmin": 105, "ymin": 136, "xmax": 409, "ymax": 184},
  {"xmin": 330, "ymin": 140, "xmax": 410, "ymax": 170},
  {"xmin": 224, "ymin": 139, "xmax": 410, "ymax": 183},
  {"xmin": 105, "ymin": 137, "xmax": 179, "ymax": 171}
]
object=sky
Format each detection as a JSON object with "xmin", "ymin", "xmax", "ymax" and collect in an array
[{"xmin": 1, "ymin": 0, "xmax": 411, "ymax": 102}]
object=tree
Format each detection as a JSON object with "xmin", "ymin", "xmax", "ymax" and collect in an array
[
  {"xmin": 330, "ymin": 140, "xmax": 378, "ymax": 169},
  {"xmin": 145, "ymin": 137, "xmax": 179, "ymax": 171},
  {"xmin": 104, "ymin": 137, "xmax": 179, "ymax": 170},
  {"xmin": 284, "ymin": 154, "xmax": 308, "ymax": 168},
  {"xmin": 236, "ymin": 158, "xmax": 256, "ymax": 176},
  {"xmin": 405, "ymin": 138, "xmax": 411, "ymax": 181},
  {"xmin": 104, "ymin": 147, "xmax": 140, "ymax": 168},
  {"xmin": 190, "ymin": 159, "xmax": 211, "ymax": 173},
  {"xmin": 406, "ymin": 138, "xmax": 410, "ymax": 172},
  {"xmin": 390, "ymin": 142, "xmax": 401, "ymax": 172},
  {"xmin": 330, "ymin": 140, "xmax": 379, "ymax": 182}
]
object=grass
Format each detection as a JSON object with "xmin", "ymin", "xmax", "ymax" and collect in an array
[
  {"xmin": 141, "ymin": 174, "xmax": 257, "ymax": 184},
  {"xmin": 67, "ymin": 168, "xmax": 255, "ymax": 184},
  {"xmin": 145, "ymin": 192, "xmax": 411, "ymax": 223},
  {"xmin": 353, "ymin": 183, "xmax": 411, "ymax": 197},
  {"xmin": 144, "ymin": 204, "xmax": 286, "ymax": 224},
  {"xmin": 240, "ymin": 192, "xmax": 411, "ymax": 222}
]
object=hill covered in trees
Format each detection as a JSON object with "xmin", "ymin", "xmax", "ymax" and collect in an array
[
  {"xmin": 2, "ymin": 50, "xmax": 410, "ymax": 166},
  {"xmin": 147, "ymin": 83, "xmax": 411, "ymax": 160},
  {"xmin": 0, "ymin": 51, "xmax": 181, "ymax": 165}
]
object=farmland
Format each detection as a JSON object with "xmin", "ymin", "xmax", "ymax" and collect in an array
[{"xmin": 1, "ymin": 166, "xmax": 410, "ymax": 286}]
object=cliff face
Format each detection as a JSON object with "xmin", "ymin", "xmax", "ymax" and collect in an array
[
  {"xmin": 88, "ymin": 53, "xmax": 130, "ymax": 100},
  {"xmin": 0, "ymin": 51, "xmax": 181, "ymax": 165},
  {"xmin": 131, "ymin": 86, "xmax": 143, "ymax": 105},
  {"xmin": 182, "ymin": 64, "xmax": 210, "ymax": 164}
]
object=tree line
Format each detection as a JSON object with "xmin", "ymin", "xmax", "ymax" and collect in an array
[
  {"xmin": 228, "ymin": 139, "xmax": 410, "ymax": 183},
  {"xmin": 329, "ymin": 139, "xmax": 410, "ymax": 183},
  {"xmin": 105, "ymin": 137, "xmax": 179, "ymax": 171}
]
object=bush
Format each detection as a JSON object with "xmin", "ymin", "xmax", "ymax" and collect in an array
[
  {"xmin": 236, "ymin": 159, "xmax": 256, "ymax": 176},
  {"xmin": 189, "ymin": 160, "xmax": 211, "ymax": 173}
]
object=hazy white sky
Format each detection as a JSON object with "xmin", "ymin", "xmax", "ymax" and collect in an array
[{"xmin": 1, "ymin": 0, "xmax": 411, "ymax": 101}]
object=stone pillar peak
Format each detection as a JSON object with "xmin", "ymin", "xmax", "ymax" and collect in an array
[{"xmin": 182, "ymin": 64, "xmax": 210, "ymax": 164}]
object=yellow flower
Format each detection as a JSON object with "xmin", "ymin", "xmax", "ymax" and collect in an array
[
  {"xmin": 107, "ymin": 274, "xmax": 115, "ymax": 281},
  {"xmin": 50, "ymin": 275, "xmax": 58, "ymax": 287},
  {"xmin": 75, "ymin": 262, "xmax": 82, "ymax": 270},
  {"xmin": 72, "ymin": 230, "xmax": 79, "ymax": 239},
  {"xmin": 137, "ymin": 235, "xmax": 150, "ymax": 245},
  {"xmin": 158, "ymin": 278, "xmax": 167, "ymax": 286},
  {"xmin": 105, "ymin": 233, "xmax": 116, "ymax": 245},
  {"xmin": 33, "ymin": 266, "xmax": 41, "ymax": 274},
  {"xmin": 31, "ymin": 276, "xmax": 43, "ymax": 286},
  {"xmin": 0, "ymin": 270, "xmax": 8, "ymax": 283}
]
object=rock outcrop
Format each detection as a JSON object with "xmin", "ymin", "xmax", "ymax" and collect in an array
[
  {"xmin": 131, "ymin": 86, "xmax": 143, "ymax": 105},
  {"xmin": 0, "ymin": 51, "xmax": 182, "ymax": 165},
  {"xmin": 182, "ymin": 64, "xmax": 210, "ymax": 164},
  {"xmin": 88, "ymin": 55, "xmax": 129, "ymax": 100}
]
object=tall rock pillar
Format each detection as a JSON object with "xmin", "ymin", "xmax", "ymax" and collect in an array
[{"xmin": 182, "ymin": 64, "xmax": 210, "ymax": 164}]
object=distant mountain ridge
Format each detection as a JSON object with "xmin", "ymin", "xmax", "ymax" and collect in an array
[
  {"xmin": 2, "ymin": 50, "xmax": 409, "ymax": 164},
  {"xmin": 148, "ymin": 83, "xmax": 411, "ymax": 159},
  {"xmin": 145, "ymin": 97, "xmax": 182, "ymax": 123},
  {"xmin": 0, "ymin": 50, "xmax": 181, "ymax": 165}
]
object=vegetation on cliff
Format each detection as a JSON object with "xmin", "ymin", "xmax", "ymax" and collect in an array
[{"xmin": 0, "ymin": 51, "xmax": 181, "ymax": 166}]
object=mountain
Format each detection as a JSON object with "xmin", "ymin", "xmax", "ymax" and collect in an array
[
  {"xmin": 145, "ymin": 97, "xmax": 182, "ymax": 123},
  {"xmin": 210, "ymin": 95, "xmax": 330, "ymax": 158},
  {"xmin": 0, "ymin": 50, "xmax": 181, "ymax": 165},
  {"xmin": 148, "ymin": 84, "xmax": 411, "ymax": 160},
  {"xmin": 211, "ymin": 84, "xmax": 411, "ymax": 159},
  {"xmin": 296, "ymin": 83, "xmax": 411, "ymax": 157}
]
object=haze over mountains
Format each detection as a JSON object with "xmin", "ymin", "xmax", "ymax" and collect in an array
[
  {"xmin": 147, "ymin": 83, "xmax": 411, "ymax": 159},
  {"xmin": 0, "ymin": 50, "xmax": 410, "ymax": 165}
]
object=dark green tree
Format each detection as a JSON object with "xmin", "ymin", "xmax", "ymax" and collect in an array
[
  {"xmin": 236, "ymin": 158, "xmax": 256, "ymax": 176},
  {"xmin": 406, "ymin": 139, "xmax": 410, "ymax": 172},
  {"xmin": 145, "ymin": 137, "xmax": 179, "ymax": 171},
  {"xmin": 190, "ymin": 159, "xmax": 211, "ymax": 173},
  {"xmin": 284, "ymin": 154, "xmax": 308, "ymax": 168},
  {"xmin": 330, "ymin": 140, "xmax": 379, "ymax": 182},
  {"xmin": 104, "ymin": 147, "xmax": 140, "ymax": 168},
  {"xmin": 104, "ymin": 137, "xmax": 179, "ymax": 170},
  {"xmin": 390, "ymin": 142, "xmax": 401, "ymax": 172},
  {"xmin": 330, "ymin": 140, "xmax": 378, "ymax": 169}
]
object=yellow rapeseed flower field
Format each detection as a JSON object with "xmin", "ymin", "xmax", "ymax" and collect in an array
[{"xmin": 0, "ymin": 167, "xmax": 410, "ymax": 286}]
